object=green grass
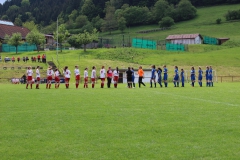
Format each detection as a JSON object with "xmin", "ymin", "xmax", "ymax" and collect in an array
[{"xmin": 1, "ymin": 83, "xmax": 240, "ymax": 159}]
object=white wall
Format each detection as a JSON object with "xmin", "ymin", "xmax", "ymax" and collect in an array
[{"xmin": 170, "ymin": 36, "xmax": 202, "ymax": 44}]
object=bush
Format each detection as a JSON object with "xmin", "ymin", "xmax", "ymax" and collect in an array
[
  {"xmin": 216, "ymin": 18, "xmax": 221, "ymax": 24},
  {"xmin": 225, "ymin": 9, "xmax": 240, "ymax": 21},
  {"xmin": 159, "ymin": 16, "xmax": 175, "ymax": 28},
  {"xmin": 222, "ymin": 40, "xmax": 240, "ymax": 48}
]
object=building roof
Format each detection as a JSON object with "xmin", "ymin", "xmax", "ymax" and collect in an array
[
  {"xmin": 0, "ymin": 24, "xmax": 30, "ymax": 39},
  {"xmin": 217, "ymin": 38, "xmax": 230, "ymax": 40},
  {"xmin": 0, "ymin": 20, "xmax": 14, "ymax": 26},
  {"xmin": 166, "ymin": 34, "xmax": 202, "ymax": 40}
]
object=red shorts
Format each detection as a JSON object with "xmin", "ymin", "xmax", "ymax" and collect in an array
[
  {"xmin": 27, "ymin": 76, "xmax": 32, "ymax": 81},
  {"xmin": 55, "ymin": 77, "xmax": 60, "ymax": 82},
  {"xmin": 101, "ymin": 78, "xmax": 105, "ymax": 81},
  {"xmin": 37, "ymin": 77, "xmax": 40, "ymax": 81},
  {"xmin": 65, "ymin": 78, "xmax": 70, "ymax": 82},
  {"xmin": 114, "ymin": 76, "xmax": 119, "ymax": 82},
  {"xmin": 91, "ymin": 78, "xmax": 95, "ymax": 82},
  {"xmin": 76, "ymin": 75, "xmax": 80, "ymax": 80},
  {"xmin": 47, "ymin": 76, "xmax": 52, "ymax": 81},
  {"xmin": 84, "ymin": 77, "xmax": 88, "ymax": 83}
]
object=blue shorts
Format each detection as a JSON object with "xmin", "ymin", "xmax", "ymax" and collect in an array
[
  {"xmin": 181, "ymin": 77, "xmax": 184, "ymax": 82},
  {"xmin": 206, "ymin": 75, "xmax": 209, "ymax": 80},
  {"xmin": 174, "ymin": 74, "xmax": 179, "ymax": 81},
  {"xmin": 163, "ymin": 74, "xmax": 168, "ymax": 81},
  {"xmin": 158, "ymin": 76, "xmax": 162, "ymax": 82},
  {"xmin": 151, "ymin": 75, "xmax": 156, "ymax": 79},
  {"xmin": 132, "ymin": 76, "xmax": 135, "ymax": 82},
  {"xmin": 191, "ymin": 76, "xmax": 195, "ymax": 81},
  {"xmin": 208, "ymin": 75, "xmax": 212, "ymax": 81},
  {"xmin": 198, "ymin": 75, "xmax": 202, "ymax": 81}
]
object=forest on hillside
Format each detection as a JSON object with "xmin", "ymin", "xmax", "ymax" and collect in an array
[{"xmin": 0, "ymin": 0, "xmax": 240, "ymax": 33}]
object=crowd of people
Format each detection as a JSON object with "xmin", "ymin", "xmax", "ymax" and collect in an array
[
  {"xmin": 3, "ymin": 54, "xmax": 47, "ymax": 63},
  {"xmin": 23, "ymin": 65, "xmax": 214, "ymax": 89}
]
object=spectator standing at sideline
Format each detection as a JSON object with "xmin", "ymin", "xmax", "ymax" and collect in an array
[{"xmin": 37, "ymin": 54, "xmax": 40, "ymax": 62}]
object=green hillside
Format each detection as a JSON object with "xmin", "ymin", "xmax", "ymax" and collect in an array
[{"xmin": 101, "ymin": 4, "xmax": 240, "ymax": 41}]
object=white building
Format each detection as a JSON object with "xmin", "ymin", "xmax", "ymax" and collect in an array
[{"xmin": 166, "ymin": 34, "xmax": 203, "ymax": 44}]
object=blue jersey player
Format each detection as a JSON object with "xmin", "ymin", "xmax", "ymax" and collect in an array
[
  {"xmin": 173, "ymin": 66, "xmax": 179, "ymax": 87},
  {"xmin": 180, "ymin": 69, "xmax": 184, "ymax": 87},
  {"xmin": 157, "ymin": 67, "xmax": 162, "ymax": 87},
  {"xmin": 131, "ymin": 67, "xmax": 135, "ymax": 88},
  {"xmin": 206, "ymin": 66, "xmax": 209, "ymax": 87},
  {"xmin": 150, "ymin": 65, "xmax": 156, "ymax": 88},
  {"xmin": 191, "ymin": 67, "xmax": 195, "ymax": 87},
  {"xmin": 198, "ymin": 67, "xmax": 203, "ymax": 87},
  {"xmin": 208, "ymin": 66, "xmax": 213, "ymax": 87},
  {"xmin": 163, "ymin": 65, "xmax": 168, "ymax": 87}
]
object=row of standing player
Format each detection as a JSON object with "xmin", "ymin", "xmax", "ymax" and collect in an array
[
  {"xmin": 25, "ymin": 65, "xmax": 122, "ymax": 89},
  {"xmin": 25, "ymin": 65, "xmax": 214, "ymax": 89},
  {"xmin": 149, "ymin": 65, "xmax": 214, "ymax": 88}
]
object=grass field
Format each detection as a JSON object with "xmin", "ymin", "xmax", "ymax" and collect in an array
[{"xmin": 1, "ymin": 83, "xmax": 240, "ymax": 159}]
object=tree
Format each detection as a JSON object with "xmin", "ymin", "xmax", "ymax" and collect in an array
[
  {"xmin": 7, "ymin": 33, "xmax": 23, "ymax": 54},
  {"xmin": 54, "ymin": 24, "xmax": 70, "ymax": 52},
  {"xmin": 67, "ymin": 35, "xmax": 82, "ymax": 48},
  {"xmin": 102, "ymin": 1, "xmax": 118, "ymax": 34},
  {"xmin": 81, "ymin": 0, "xmax": 97, "ymax": 21},
  {"xmin": 21, "ymin": 0, "xmax": 30, "ymax": 7},
  {"xmin": 75, "ymin": 15, "xmax": 89, "ymax": 28},
  {"xmin": 92, "ymin": 15, "xmax": 104, "ymax": 31},
  {"xmin": 23, "ymin": 21, "xmax": 38, "ymax": 31},
  {"xmin": 118, "ymin": 17, "xmax": 126, "ymax": 33},
  {"xmin": 159, "ymin": 16, "xmax": 175, "ymax": 28},
  {"xmin": 175, "ymin": 0, "xmax": 197, "ymax": 21},
  {"xmin": 153, "ymin": 0, "xmax": 171, "ymax": 23},
  {"xmin": 26, "ymin": 30, "xmax": 45, "ymax": 52},
  {"xmin": 14, "ymin": 18, "xmax": 22, "ymax": 26},
  {"xmin": 1, "ymin": 15, "xmax": 8, "ymax": 20},
  {"xmin": 77, "ymin": 29, "xmax": 98, "ymax": 52}
]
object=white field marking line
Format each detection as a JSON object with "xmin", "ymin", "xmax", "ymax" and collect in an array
[{"xmin": 153, "ymin": 91, "xmax": 239, "ymax": 107}]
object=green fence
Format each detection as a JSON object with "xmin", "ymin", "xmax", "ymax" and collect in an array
[
  {"xmin": 132, "ymin": 38, "xmax": 157, "ymax": 50},
  {"xmin": 166, "ymin": 43, "xmax": 185, "ymax": 51},
  {"xmin": 203, "ymin": 36, "xmax": 218, "ymax": 45},
  {"xmin": 2, "ymin": 43, "xmax": 37, "ymax": 52}
]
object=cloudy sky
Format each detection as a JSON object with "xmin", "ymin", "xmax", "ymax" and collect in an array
[{"xmin": 0, "ymin": 0, "xmax": 6, "ymax": 4}]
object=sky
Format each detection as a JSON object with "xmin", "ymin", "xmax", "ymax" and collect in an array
[{"xmin": 0, "ymin": 0, "xmax": 6, "ymax": 5}]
